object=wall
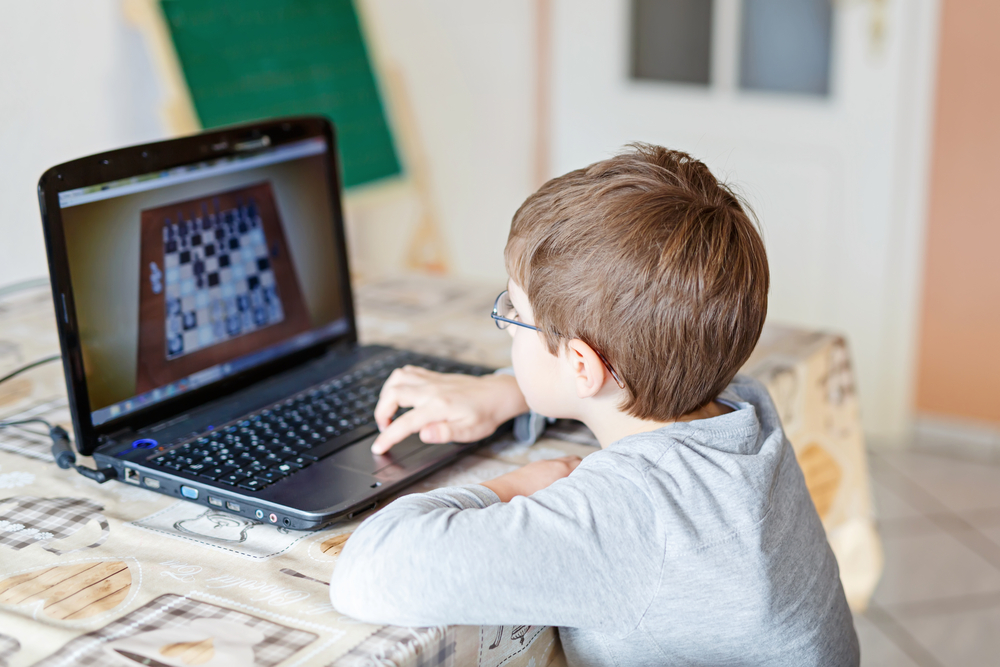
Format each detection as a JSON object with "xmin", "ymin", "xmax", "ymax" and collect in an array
[
  {"xmin": 915, "ymin": 0, "xmax": 1000, "ymax": 426},
  {"xmin": 0, "ymin": 1, "xmax": 536, "ymax": 290},
  {"xmin": 356, "ymin": 0, "xmax": 536, "ymax": 282},
  {"xmin": 0, "ymin": 1, "xmax": 166, "ymax": 289}
]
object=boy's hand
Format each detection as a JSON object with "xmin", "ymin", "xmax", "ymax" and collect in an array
[
  {"xmin": 481, "ymin": 456, "xmax": 582, "ymax": 502},
  {"xmin": 371, "ymin": 367, "xmax": 529, "ymax": 454}
]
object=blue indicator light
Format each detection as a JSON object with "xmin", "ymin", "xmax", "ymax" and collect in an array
[{"xmin": 116, "ymin": 438, "xmax": 159, "ymax": 457}]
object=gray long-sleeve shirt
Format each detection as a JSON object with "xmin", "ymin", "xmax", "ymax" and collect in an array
[{"xmin": 330, "ymin": 375, "xmax": 859, "ymax": 666}]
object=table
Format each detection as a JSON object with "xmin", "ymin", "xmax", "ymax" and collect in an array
[{"xmin": 0, "ymin": 275, "xmax": 881, "ymax": 667}]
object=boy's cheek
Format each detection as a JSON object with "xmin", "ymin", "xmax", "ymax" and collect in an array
[
  {"xmin": 511, "ymin": 339, "xmax": 562, "ymax": 417},
  {"xmin": 517, "ymin": 380, "xmax": 550, "ymax": 417},
  {"xmin": 510, "ymin": 341, "xmax": 540, "ymax": 410}
]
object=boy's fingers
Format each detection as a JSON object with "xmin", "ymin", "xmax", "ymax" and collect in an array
[
  {"xmin": 371, "ymin": 406, "xmax": 444, "ymax": 454},
  {"xmin": 372, "ymin": 391, "xmax": 401, "ymax": 430},
  {"xmin": 373, "ymin": 383, "xmax": 427, "ymax": 430},
  {"xmin": 378, "ymin": 368, "xmax": 421, "ymax": 396},
  {"xmin": 379, "ymin": 366, "xmax": 429, "ymax": 392},
  {"xmin": 418, "ymin": 422, "xmax": 452, "ymax": 444},
  {"xmin": 408, "ymin": 364, "xmax": 449, "ymax": 379},
  {"xmin": 386, "ymin": 365, "xmax": 439, "ymax": 385}
]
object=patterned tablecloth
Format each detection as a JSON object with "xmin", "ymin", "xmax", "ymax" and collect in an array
[{"xmin": 0, "ymin": 275, "xmax": 881, "ymax": 667}]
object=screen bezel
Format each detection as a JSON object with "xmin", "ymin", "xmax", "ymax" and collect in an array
[{"xmin": 37, "ymin": 116, "xmax": 358, "ymax": 455}]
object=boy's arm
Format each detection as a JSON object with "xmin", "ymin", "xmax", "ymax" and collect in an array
[{"xmin": 329, "ymin": 461, "xmax": 663, "ymax": 635}]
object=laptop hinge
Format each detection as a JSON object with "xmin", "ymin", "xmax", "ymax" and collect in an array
[{"xmin": 99, "ymin": 428, "xmax": 134, "ymax": 446}]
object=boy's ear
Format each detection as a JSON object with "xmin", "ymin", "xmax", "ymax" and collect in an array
[{"xmin": 564, "ymin": 339, "xmax": 608, "ymax": 399}]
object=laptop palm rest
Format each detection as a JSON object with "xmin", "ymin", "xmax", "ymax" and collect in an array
[
  {"xmin": 330, "ymin": 434, "xmax": 430, "ymax": 474},
  {"xmin": 264, "ymin": 432, "xmax": 460, "ymax": 512}
]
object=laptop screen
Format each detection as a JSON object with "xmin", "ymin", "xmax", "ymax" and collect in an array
[{"xmin": 57, "ymin": 137, "xmax": 348, "ymax": 427}]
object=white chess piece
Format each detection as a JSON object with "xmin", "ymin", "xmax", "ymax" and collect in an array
[{"xmin": 150, "ymin": 262, "xmax": 163, "ymax": 294}]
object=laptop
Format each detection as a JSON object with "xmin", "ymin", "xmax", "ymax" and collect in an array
[{"xmin": 37, "ymin": 116, "xmax": 507, "ymax": 530}]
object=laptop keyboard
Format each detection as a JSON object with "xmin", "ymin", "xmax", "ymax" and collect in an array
[{"xmin": 146, "ymin": 351, "xmax": 490, "ymax": 492}]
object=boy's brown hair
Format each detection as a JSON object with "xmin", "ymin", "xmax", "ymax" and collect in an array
[{"xmin": 505, "ymin": 144, "xmax": 768, "ymax": 421}]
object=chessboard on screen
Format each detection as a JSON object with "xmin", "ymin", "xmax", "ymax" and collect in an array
[{"xmin": 136, "ymin": 182, "xmax": 311, "ymax": 394}]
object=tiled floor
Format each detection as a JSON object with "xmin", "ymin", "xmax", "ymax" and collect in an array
[{"xmin": 857, "ymin": 448, "xmax": 1000, "ymax": 666}]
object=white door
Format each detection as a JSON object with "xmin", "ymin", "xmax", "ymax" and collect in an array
[{"xmin": 550, "ymin": 0, "xmax": 940, "ymax": 442}]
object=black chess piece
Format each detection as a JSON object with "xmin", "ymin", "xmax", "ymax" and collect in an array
[{"xmin": 168, "ymin": 335, "xmax": 183, "ymax": 356}]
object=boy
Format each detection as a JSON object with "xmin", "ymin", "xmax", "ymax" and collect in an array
[{"xmin": 330, "ymin": 145, "xmax": 859, "ymax": 666}]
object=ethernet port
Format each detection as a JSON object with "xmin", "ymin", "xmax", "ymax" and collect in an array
[{"xmin": 123, "ymin": 467, "xmax": 140, "ymax": 484}]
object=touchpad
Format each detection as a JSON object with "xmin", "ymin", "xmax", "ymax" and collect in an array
[{"xmin": 329, "ymin": 433, "xmax": 431, "ymax": 474}]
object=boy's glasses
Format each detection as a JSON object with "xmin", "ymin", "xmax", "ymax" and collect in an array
[{"xmin": 491, "ymin": 290, "xmax": 625, "ymax": 389}]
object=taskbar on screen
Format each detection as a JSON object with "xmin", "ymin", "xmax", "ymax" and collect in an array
[{"xmin": 90, "ymin": 317, "xmax": 349, "ymax": 427}]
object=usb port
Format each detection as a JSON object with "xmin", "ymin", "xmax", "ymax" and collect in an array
[
  {"xmin": 225, "ymin": 501, "xmax": 241, "ymax": 512},
  {"xmin": 123, "ymin": 467, "xmax": 140, "ymax": 484},
  {"xmin": 208, "ymin": 496, "xmax": 223, "ymax": 507},
  {"xmin": 143, "ymin": 477, "xmax": 160, "ymax": 489}
]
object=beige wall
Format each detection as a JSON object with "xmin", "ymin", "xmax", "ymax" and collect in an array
[
  {"xmin": 0, "ymin": 1, "xmax": 166, "ymax": 290},
  {"xmin": 355, "ymin": 0, "xmax": 536, "ymax": 281},
  {"xmin": 915, "ymin": 0, "xmax": 1000, "ymax": 425}
]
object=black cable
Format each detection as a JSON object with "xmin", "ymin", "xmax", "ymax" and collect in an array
[
  {"xmin": 45, "ymin": 423, "xmax": 116, "ymax": 484},
  {"xmin": 48, "ymin": 424, "xmax": 77, "ymax": 470},
  {"xmin": 0, "ymin": 357, "xmax": 62, "ymax": 432},
  {"xmin": 0, "ymin": 354, "xmax": 62, "ymax": 386},
  {"xmin": 0, "ymin": 356, "xmax": 115, "ymax": 483},
  {"xmin": 0, "ymin": 417, "xmax": 54, "ymax": 429}
]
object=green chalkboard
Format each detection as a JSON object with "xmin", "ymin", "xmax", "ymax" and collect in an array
[{"xmin": 160, "ymin": 0, "xmax": 401, "ymax": 188}]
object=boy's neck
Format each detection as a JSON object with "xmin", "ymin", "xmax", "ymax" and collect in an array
[{"xmin": 582, "ymin": 399, "xmax": 734, "ymax": 448}]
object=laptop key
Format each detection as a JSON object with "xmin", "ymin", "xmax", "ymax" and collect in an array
[
  {"xmin": 200, "ymin": 466, "xmax": 227, "ymax": 481},
  {"xmin": 258, "ymin": 470, "xmax": 286, "ymax": 483},
  {"xmin": 238, "ymin": 478, "xmax": 267, "ymax": 491},
  {"xmin": 220, "ymin": 473, "xmax": 247, "ymax": 486}
]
